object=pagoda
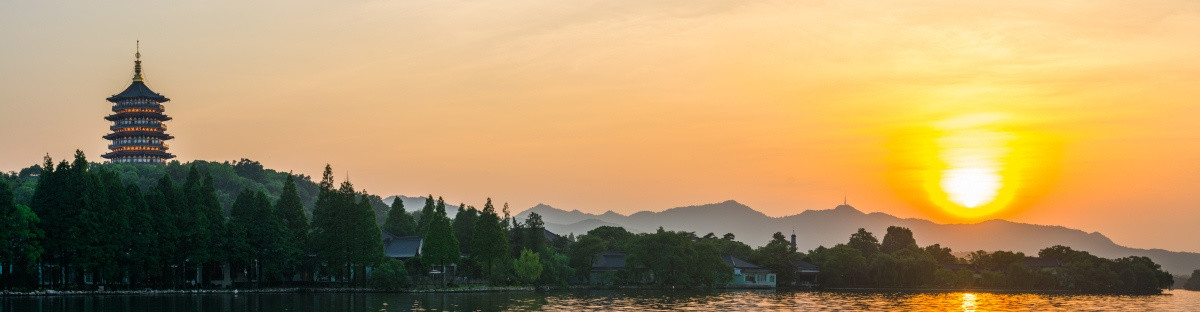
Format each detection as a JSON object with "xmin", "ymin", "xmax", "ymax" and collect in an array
[{"xmin": 102, "ymin": 44, "xmax": 175, "ymax": 164}]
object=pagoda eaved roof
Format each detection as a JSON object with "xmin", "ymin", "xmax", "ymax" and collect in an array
[{"xmin": 107, "ymin": 81, "xmax": 170, "ymax": 103}]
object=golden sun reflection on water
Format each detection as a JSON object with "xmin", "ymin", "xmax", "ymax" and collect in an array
[{"xmin": 961, "ymin": 293, "xmax": 977, "ymax": 312}]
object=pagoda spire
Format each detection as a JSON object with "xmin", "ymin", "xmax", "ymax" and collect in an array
[{"xmin": 132, "ymin": 41, "xmax": 144, "ymax": 82}]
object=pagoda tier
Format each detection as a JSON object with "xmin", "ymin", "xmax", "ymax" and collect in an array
[
  {"xmin": 109, "ymin": 123, "xmax": 167, "ymax": 131},
  {"xmin": 101, "ymin": 149, "xmax": 175, "ymax": 162},
  {"xmin": 102, "ymin": 46, "xmax": 175, "ymax": 165},
  {"xmin": 104, "ymin": 111, "xmax": 172, "ymax": 121},
  {"xmin": 108, "ymin": 141, "xmax": 168, "ymax": 150},
  {"xmin": 103, "ymin": 130, "xmax": 174, "ymax": 140}
]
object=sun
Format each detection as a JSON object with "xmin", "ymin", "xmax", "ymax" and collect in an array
[
  {"xmin": 885, "ymin": 112, "xmax": 1051, "ymax": 221},
  {"xmin": 919, "ymin": 114, "xmax": 1020, "ymax": 218},
  {"xmin": 925, "ymin": 113, "xmax": 1020, "ymax": 218},
  {"xmin": 941, "ymin": 167, "xmax": 1001, "ymax": 208},
  {"xmin": 934, "ymin": 117, "xmax": 1012, "ymax": 210},
  {"xmin": 887, "ymin": 111, "xmax": 1062, "ymax": 221}
]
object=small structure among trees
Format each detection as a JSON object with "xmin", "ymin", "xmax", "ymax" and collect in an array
[{"xmin": 723, "ymin": 255, "xmax": 775, "ymax": 288}]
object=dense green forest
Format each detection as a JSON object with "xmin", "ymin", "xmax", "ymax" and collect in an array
[
  {"xmin": 0, "ymin": 151, "xmax": 388, "ymax": 288},
  {"xmin": 0, "ymin": 151, "xmax": 581, "ymax": 289},
  {"xmin": 1, "ymin": 158, "xmax": 392, "ymax": 224},
  {"xmin": 0, "ymin": 151, "xmax": 1178, "ymax": 293}
]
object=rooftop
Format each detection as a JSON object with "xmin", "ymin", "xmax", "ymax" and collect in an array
[
  {"xmin": 382, "ymin": 234, "xmax": 423, "ymax": 259},
  {"xmin": 107, "ymin": 81, "xmax": 170, "ymax": 103},
  {"xmin": 721, "ymin": 254, "xmax": 765, "ymax": 270},
  {"xmin": 592, "ymin": 252, "xmax": 627, "ymax": 269},
  {"xmin": 793, "ymin": 260, "xmax": 820, "ymax": 272}
]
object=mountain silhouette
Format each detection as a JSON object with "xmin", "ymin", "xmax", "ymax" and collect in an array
[{"xmin": 515, "ymin": 200, "xmax": 1200, "ymax": 274}]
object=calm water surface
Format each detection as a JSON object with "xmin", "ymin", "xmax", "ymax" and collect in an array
[{"xmin": 3, "ymin": 289, "xmax": 1198, "ymax": 311}]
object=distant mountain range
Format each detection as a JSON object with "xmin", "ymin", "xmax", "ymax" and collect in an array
[{"xmin": 510, "ymin": 200, "xmax": 1200, "ymax": 275}]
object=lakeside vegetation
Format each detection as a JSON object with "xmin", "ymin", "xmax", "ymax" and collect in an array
[
  {"xmin": 805, "ymin": 227, "xmax": 1174, "ymax": 293},
  {"xmin": 0, "ymin": 152, "xmax": 1179, "ymax": 294},
  {"xmin": 1186, "ymin": 270, "xmax": 1200, "ymax": 291}
]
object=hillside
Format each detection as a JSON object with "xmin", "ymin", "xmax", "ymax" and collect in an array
[
  {"xmin": 1, "ymin": 159, "xmax": 393, "ymax": 224},
  {"xmin": 7, "ymin": 159, "xmax": 1194, "ymax": 274},
  {"xmin": 516, "ymin": 201, "xmax": 1200, "ymax": 274}
]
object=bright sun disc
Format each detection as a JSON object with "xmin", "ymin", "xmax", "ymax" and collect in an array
[
  {"xmin": 941, "ymin": 167, "xmax": 1000, "ymax": 208},
  {"xmin": 888, "ymin": 112, "xmax": 1055, "ymax": 221},
  {"xmin": 926, "ymin": 113, "xmax": 1020, "ymax": 218}
]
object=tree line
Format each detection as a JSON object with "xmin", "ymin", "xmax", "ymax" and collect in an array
[
  {"xmin": 804, "ymin": 226, "xmax": 1175, "ymax": 293},
  {"xmin": 555, "ymin": 224, "xmax": 1175, "ymax": 293},
  {"xmin": 0, "ymin": 152, "xmax": 1180, "ymax": 293},
  {"xmin": 373, "ymin": 194, "xmax": 576, "ymax": 289},
  {"xmin": 0, "ymin": 152, "xmax": 577, "ymax": 290},
  {"xmin": 1185, "ymin": 270, "xmax": 1200, "ymax": 291},
  {"xmin": 0, "ymin": 152, "xmax": 388, "ymax": 289}
]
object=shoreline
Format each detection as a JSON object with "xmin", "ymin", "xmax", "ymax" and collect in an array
[
  {"xmin": 1, "ymin": 286, "xmax": 1173, "ymax": 297},
  {"xmin": 0, "ymin": 286, "xmax": 536, "ymax": 297},
  {"xmin": 815, "ymin": 287, "xmax": 1165, "ymax": 295}
]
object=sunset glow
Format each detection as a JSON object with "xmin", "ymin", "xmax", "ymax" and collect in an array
[
  {"xmin": 2, "ymin": 0, "xmax": 1200, "ymax": 253},
  {"xmin": 888, "ymin": 113, "xmax": 1042, "ymax": 221},
  {"xmin": 933, "ymin": 114, "xmax": 1016, "ymax": 217}
]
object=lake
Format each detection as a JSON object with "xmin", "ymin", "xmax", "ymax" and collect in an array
[{"xmin": 3, "ymin": 289, "xmax": 1198, "ymax": 311}]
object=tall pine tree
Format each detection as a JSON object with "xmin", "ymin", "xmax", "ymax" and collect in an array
[
  {"xmin": 422, "ymin": 200, "xmax": 460, "ymax": 267},
  {"xmin": 124, "ymin": 184, "xmax": 162, "ymax": 287},
  {"xmin": 310, "ymin": 165, "xmax": 348, "ymax": 280},
  {"xmin": 524, "ymin": 212, "xmax": 547, "ymax": 254},
  {"xmin": 195, "ymin": 173, "xmax": 226, "ymax": 284},
  {"xmin": 451, "ymin": 204, "xmax": 478, "ymax": 253},
  {"xmin": 346, "ymin": 192, "xmax": 385, "ymax": 283},
  {"xmin": 416, "ymin": 195, "xmax": 436, "ymax": 236},
  {"xmin": 274, "ymin": 174, "xmax": 309, "ymax": 280},
  {"xmin": 174, "ymin": 166, "xmax": 211, "ymax": 284},
  {"xmin": 471, "ymin": 198, "xmax": 509, "ymax": 278},
  {"xmin": 29, "ymin": 156, "xmax": 81, "ymax": 286},
  {"xmin": 78, "ymin": 169, "xmax": 133, "ymax": 283},
  {"xmin": 309, "ymin": 165, "xmax": 383, "ymax": 285},
  {"xmin": 228, "ymin": 189, "xmax": 288, "ymax": 282},
  {"xmin": 382, "ymin": 197, "xmax": 417, "ymax": 236},
  {"xmin": 147, "ymin": 174, "xmax": 184, "ymax": 286},
  {"xmin": 225, "ymin": 189, "xmax": 256, "ymax": 280}
]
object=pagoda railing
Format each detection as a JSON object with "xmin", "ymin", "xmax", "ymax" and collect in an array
[
  {"xmin": 108, "ymin": 142, "xmax": 169, "ymax": 150},
  {"xmin": 106, "ymin": 113, "xmax": 171, "ymax": 121},
  {"xmin": 110, "ymin": 124, "xmax": 167, "ymax": 131},
  {"xmin": 111, "ymin": 103, "xmax": 164, "ymax": 110},
  {"xmin": 107, "ymin": 146, "xmax": 170, "ymax": 153},
  {"xmin": 112, "ymin": 120, "xmax": 164, "ymax": 126}
]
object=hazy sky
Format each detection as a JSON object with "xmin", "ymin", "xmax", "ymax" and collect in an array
[{"xmin": 2, "ymin": 1, "xmax": 1198, "ymax": 252}]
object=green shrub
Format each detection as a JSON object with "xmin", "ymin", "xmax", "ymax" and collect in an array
[{"xmin": 372, "ymin": 259, "xmax": 411, "ymax": 290}]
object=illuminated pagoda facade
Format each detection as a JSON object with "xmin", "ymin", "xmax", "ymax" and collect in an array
[{"xmin": 102, "ymin": 45, "xmax": 175, "ymax": 164}]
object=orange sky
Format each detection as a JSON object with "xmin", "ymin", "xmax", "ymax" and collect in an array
[{"xmin": 2, "ymin": 0, "xmax": 1198, "ymax": 252}]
